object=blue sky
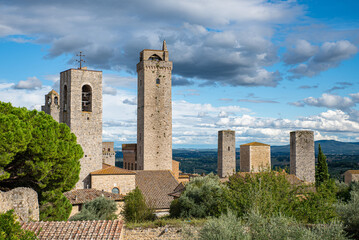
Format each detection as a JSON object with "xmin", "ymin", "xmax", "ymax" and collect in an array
[{"xmin": 0, "ymin": 0, "xmax": 359, "ymax": 148}]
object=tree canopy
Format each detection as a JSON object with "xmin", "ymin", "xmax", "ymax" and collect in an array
[
  {"xmin": 315, "ymin": 143, "xmax": 329, "ymax": 186},
  {"xmin": 0, "ymin": 101, "xmax": 83, "ymax": 220}
]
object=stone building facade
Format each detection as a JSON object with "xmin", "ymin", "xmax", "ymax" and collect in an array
[
  {"xmin": 60, "ymin": 67, "xmax": 103, "ymax": 189},
  {"xmin": 344, "ymin": 170, "xmax": 359, "ymax": 184},
  {"xmin": 137, "ymin": 41, "xmax": 173, "ymax": 171},
  {"xmin": 217, "ymin": 130, "xmax": 236, "ymax": 178},
  {"xmin": 240, "ymin": 142, "xmax": 271, "ymax": 172},
  {"xmin": 102, "ymin": 142, "xmax": 116, "ymax": 166},
  {"xmin": 123, "ymin": 144, "xmax": 137, "ymax": 170},
  {"xmin": 41, "ymin": 89, "xmax": 60, "ymax": 122},
  {"xmin": 290, "ymin": 130, "xmax": 315, "ymax": 183},
  {"xmin": 0, "ymin": 187, "xmax": 39, "ymax": 222}
]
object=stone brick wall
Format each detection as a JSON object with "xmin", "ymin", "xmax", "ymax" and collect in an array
[
  {"xmin": 0, "ymin": 187, "xmax": 39, "ymax": 222},
  {"xmin": 137, "ymin": 46, "xmax": 173, "ymax": 171},
  {"xmin": 102, "ymin": 142, "xmax": 116, "ymax": 166},
  {"xmin": 218, "ymin": 130, "xmax": 236, "ymax": 177},
  {"xmin": 240, "ymin": 143, "xmax": 270, "ymax": 172},
  {"xmin": 172, "ymin": 160, "xmax": 180, "ymax": 179},
  {"xmin": 42, "ymin": 90, "xmax": 60, "ymax": 122},
  {"xmin": 123, "ymin": 225, "xmax": 199, "ymax": 240},
  {"xmin": 91, "ymin": 174, "xmax": 136, "ymax": 195},
  {"xmin": 290, "ymin": 130, "xmax": 315, "ymax": 183},
  {"xmin": 60, "ymin": 68, "xmax": 103, "ymax": 189}
]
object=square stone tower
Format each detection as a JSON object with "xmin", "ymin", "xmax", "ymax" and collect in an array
[
  {"xmin": 218, "ymin": 130, "xmax": 236, "ymax": 178},
  {"xmin": 290, "ymin": 130, "xmax": 315, "ymax": 183},
  {"xmin": 136, "ymin": 41, "xmax": 173, "ymax": 171},
  {"xmin": 60, "ymin": 68, "xmax": 103, "ymax": 189},
  {"xmin": 102, "ymin": 142, "xmax": 116, "ymax": 166},
  {"xmin": 240, "ymin": 142, "xmax": 271, "ymax": 172},
  {"xmin": 122, "ymin": 144, "xmax": 137, "ymax": 170},
  {"xmin": 41, "ymin": 89, "xmax": 60, "ymax": 122}
]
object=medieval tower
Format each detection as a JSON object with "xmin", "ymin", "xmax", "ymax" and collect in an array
[
  {"xmin": 41, "ymin": 89, "xmax": 60, "ymax": 122},
  {"xmin": 60, "ymin": 68, "xmax": 103, "ymax": 189},
  {"xmin": 218, "ymin": 130, "xmax": 236, "ymax": 178},
  {"xmin": 137, "ymin": 41, "xmax": 173, "ymax": 170},
  {"xmin": 290, "ymin": 130, "xmax": 315, "ymax": 183}
]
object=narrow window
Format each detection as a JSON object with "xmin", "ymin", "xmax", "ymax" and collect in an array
[
  {"xmin": 54, "ymin": 96, "xmax": 58, "ymax": 105},
  {"xmin": 108, "ymin": 148, "xmax": 110, "ymax": 152},
  {"xmin": 135, "ymin": 163, "xmax": 137, "ymax": 170},
  {"xmin": 124, "ymin": 162, "xmax": 127, "ymax": 169},
  {"xmin": 112, "ymin": 187, "xmax": 120, "ymax": 194},
  {"xmin": 228, "ymin": 146, "xmax": 230, "ymax": 151},
  {"xmin": 156, "ymin": 78, "xmax": 160, "ymax": 84},
  {"xmin": 82, "ymin": 85, "xmax": 92, "ymax": 112},
  {"xmin": 63, "ymin": 85, "xmax": 68, "ymax": 111}
]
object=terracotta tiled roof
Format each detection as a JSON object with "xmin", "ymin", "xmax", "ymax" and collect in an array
[
  {"xmin": 346, "ymin": 170, "xmax": 359, "ymax": 174},
  {"xmin": 91, "ymin": 166, "xmax": 135, "ymax": 175},
  {"xmin": 48, "ymin": 89, "xmax": 58, "ymax": 95},
  {"xmin": 135, "ymin": 170, "xmax": 179, "ymax": 209},
  {"xmin": 240, "ymin": 142, "xmax": 270, "ymax": 146},
  {"xmin": 21, "ymin": 220, "xmax": 123, "ymax": 240},
  {"xmin": 103, "ymin": 163, "xmax": 112, "ymax": 169},
  {"xmin": 168, "ymin": 182, "xmax": 186, "ymax": 198},
  {"xmin": 64, "ymin": 189, "xmax": 124, "ymax": 205}
]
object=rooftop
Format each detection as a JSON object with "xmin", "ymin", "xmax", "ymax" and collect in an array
[
  {"xmin": 345, "ymin": 170, "xmax": 359, "ymax": 174},
  {"xmin": 241, "ymin": 142, "xmax": 270, "ymax": 146},
  {"xmin": 91, "ymin": 165, "xmax": 135, "ymax": 175},
  {"xmin": 64, "ymin": 189, "xmax": 124, "ymax": 205},
  {"xmin": 21, "ymin": 220, "xmax": 123, "ymax": 240}
]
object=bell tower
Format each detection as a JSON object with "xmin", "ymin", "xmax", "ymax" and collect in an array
[
  {"xmin": 137, "ymin": 41, "xmax": 173, "ymax": 170},
  {"xmin": 41, "ymin": 89, "xmax": 60, "ymax": 122},
  {"xmin": 60, "ymin": 67, "xmax": 103, "ymax": 189}
]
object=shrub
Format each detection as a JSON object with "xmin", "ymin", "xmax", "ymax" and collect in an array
[
  {"xmin": 122, "ymin": 187, "xmax": 155, "ymax": 223},
  {"xmin": 337, "ymin": 186, "xmax": 359, "ymax": 238},
  {"xmin": 0, "ymin": 210, "xmax": 37, "ymax": 240},
  {"xmin": 170, "ymin": 173, "xmax": 229, "ymax": 218},
  {"xmin": 69, "ymin": 196, "xmax": 118, "ymax": 221}
]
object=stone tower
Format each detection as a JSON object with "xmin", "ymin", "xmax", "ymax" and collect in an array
[
  {"xmin": 218, "ymin": 130, "xmax": 236, "ymax": 178},
  {"xmin": 137, "ymin": 41, "xmax": 173, "ymax": 170},
  {"xmin": 60, "ymin": 68, "xmax": 103, "ymax": 189},
  {"xmin": 290, "ymin": 130, "xmax": 315, "ymax": 183},
  {"xmin": 240, "ymin": 142, "xmax": 270, "ymax": 172},
  {"xmin": 41, "ymin": 89, "xmax": 60, "ymax": 122}
]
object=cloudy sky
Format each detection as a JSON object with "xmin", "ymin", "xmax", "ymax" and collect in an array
[{"xmin": 1, "ymin": 0, "xmax": 359, "ymax": 148}]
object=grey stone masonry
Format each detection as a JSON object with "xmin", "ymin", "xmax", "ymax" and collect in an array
[
  {"xmin": 218, "ymin": 130, "xmax": 236, "ymax": 178},
  {"xmin": 60, "ymin": 68, "xmax": 103, "ymax": 189},
  {"xmin": 137, "ymin": 41, "xmax": 173, "ymax": 171},
  {"xmin": 290, "ymin": 130, "xmax": 315, "ymax": 183},
  {"xmin": 41, "ymin": 89, "xmax": 60, "ymax": 122},
  {"xmin": 102, "ymin": 142, "xmax": 115, "ymax": 166}
]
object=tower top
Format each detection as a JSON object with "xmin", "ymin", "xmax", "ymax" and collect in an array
[
  {"xmin": 162, "ymin": 40, "xmax": 167, "ymax": 51},
  {"xmin": 76, "ymin": 51, "xmax": 86, "ymax": 69}
]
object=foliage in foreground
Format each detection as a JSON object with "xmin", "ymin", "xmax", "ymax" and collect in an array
[
  {"xmin": 316, "ymin": 144, "xmax": 329, "ymax": 186},
  {"xmin": 170, "ymin": 173, "xmax": 229, "ymax": 218},
  {"xmin": 69, "ymin": 196, "xmax": 118, "ymax": 221},
  {"xmin": 122, "ymin": 187, "xmax": 155, "ymax": 223},
  {"xmin": 336, "ymin": 185, "xmax": 359, "ymax": 239},
  {"xmin": 0, "ymin": 210, "xmax": 37, "ymax": 240},
  {"xmin": 187, "ymin": 211, "xmax": 348, "ymax": 240},
  {"xmin": 0, "ymin": 102, "xmax": 83, "ymax": 221},
  {"xmin": 226, "ymin": 170, "xmax": 338, "ymax": 223}
]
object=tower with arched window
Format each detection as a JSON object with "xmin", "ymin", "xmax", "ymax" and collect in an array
[
  {"xmin": 137, "ymin": 40, "xmax": 173, "ymax": 170},
  {"xmin": 60, "ymin": 67, "xmax": 103, "ymax": 189},
  {"xmin": 41, "ymin": 89, "xmax": 60, "ymax": 122}
]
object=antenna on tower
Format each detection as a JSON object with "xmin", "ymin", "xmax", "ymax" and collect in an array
[{"xmin": 76, "ymin": 51, "xmax": 86, "ymax": 69}]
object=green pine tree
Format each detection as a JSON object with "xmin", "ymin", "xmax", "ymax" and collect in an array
[{"xmin": 315, "ymin": 143, "xmax": 329, "ymax": 186}]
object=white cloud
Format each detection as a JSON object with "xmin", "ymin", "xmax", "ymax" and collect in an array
[
  {"xmin": 14, "ymin": 77, "xmax": 42, "ymax": 90},
  {"xmin": 303, "ymin": 93, "xmax": 355, "ymax": 110}
]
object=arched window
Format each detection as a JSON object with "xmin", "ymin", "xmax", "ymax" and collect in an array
[
  {"xmin": 54, "ymin": 96, "xmax": 58, "ymax": 105},
  {"xmin": 148, "ymin": 54, "xmax": 162, "ymax": 61},
  {"xmin": 82, "ymin": 85, "xmax": 92, "ymax": 112},
  {"xmin": 112, "ymin": 187, "xmax": 120, "ymax": 194}
]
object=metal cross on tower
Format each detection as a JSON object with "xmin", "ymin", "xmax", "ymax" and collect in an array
[{"xmin": 76, "ymin": 51, "xmax": 86, "ymax": 69}]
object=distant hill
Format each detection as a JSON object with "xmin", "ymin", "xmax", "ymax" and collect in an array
[{"xmin": 271, "ymin": 140, "xmax": 359, "ymax": 155}]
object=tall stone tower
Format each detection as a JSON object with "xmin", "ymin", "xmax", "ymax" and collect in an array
[
  {"xmin": 218, "ymin": 130, "xmax": 236, "ymax": 178},
  {"xmin": 60, "ymin": 67, "xmax": 103, "ymax": 189},
  {"xmin": 137, "ymin": 41, "xmax": 173, "ymax": 170},
  {"xmin": 290, "ymin": 130, "xmax": 315, "ymax": 183},
  {"xmin": 41, "ymin": 89, "xmax": 60, "ymax": 122},
  {"xmin": 240, "ymin": 142, "xmax": 270, "ymax": 172}
]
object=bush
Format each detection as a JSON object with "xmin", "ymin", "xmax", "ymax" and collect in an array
[
  {"xmin": 69, "ymin": 196, "xmax": 118, "ymax": 221},
  {"xmin": 337, "ymin": 186, "xmax": 359, "ymax": 238},
  {"xmin": 122, "ymin": 187, "xmax": 155, "ymax": 223},
  {"xmin": 194, "ymin": 211, "xmax": 348, "ymax": 240},
  {"xmin": 170, "ymin": 173, "xmax": 229, "ymax": 218},
  {"xmin": 226, "ymin": 170, "xmax": 338, "ymax": 223},
  {"xmin": 0, "ymin": 210, "xmax": 37, "ymax": 240}
]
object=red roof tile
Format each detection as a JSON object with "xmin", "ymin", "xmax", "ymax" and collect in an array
[
  {"xmin": 91, "ymin": 166, "xmax": 135, "ymax": 175},
  {"xmin": 21, "ymin": 220, "xmax": 123, "ymax": 240}
]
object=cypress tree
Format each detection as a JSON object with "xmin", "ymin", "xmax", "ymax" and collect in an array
[{"xmin": 315, "ymin": 143, "xmax": 329, "ymax": 186}]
